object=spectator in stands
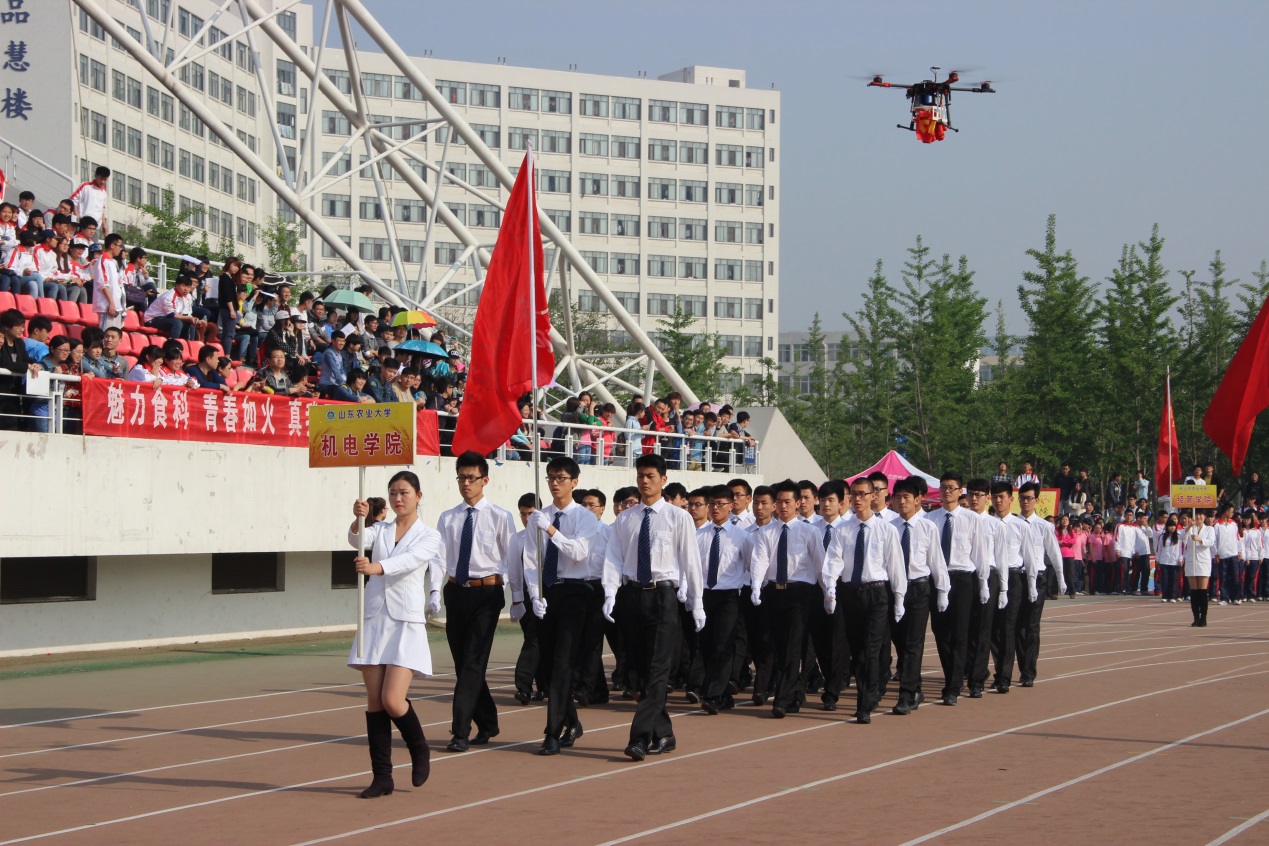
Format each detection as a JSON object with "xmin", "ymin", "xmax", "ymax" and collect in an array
[
  {"xmin": 71, "ymin": 166, "xmax": 110, "ymax": 235},
  {"xmin": 641, "ymin": 397, "xmax": 672, "ymax": 455},
  {"xmin": 247, "ymin": 348, "xmax": 300, "ymax": 395},
  {"xmin": 80, "ymin": 328, "xmax": 112, "ymax": 379},
  {"xmin": 92, "ymin": 235, "xmax": 126, "ymax": 330},
  {"xmin": 728, "ymin": 410, "xmax": 757, "ymax": 469},
  {"xmin": 144, "ymin": 274, "xmax": 201, "ymax": 341},
  {"xmin": 342, "ymin": 368, "xmax": 374, "ymax": 403},
  {"xmin": 597, "ymin": 402, "xmax": 617, "ymax": 465},
  {"xmin": 264, "ymin": 309, "xmax": 303, "ymax": 365},
  {"xmin": 157, "ymin": 344, "xmax": 198, "ymax": 388},
  {"xmin": 318, "ymin": 328, "xmax": 352, "ymax": 399},
  {"xmin": 27, "ymin": 334, "xmax": 72, "ymax": 433},
  {"xmin": 360, "ymin": 315, "xmax": 381, "ymax": 355},
  {"xmin": 127, "ymin": 345, "xmax": 164, "ymax": 383},
  {"xmin": 216, "ymin": 258, "xmax": 245, "ymax": 356},
  {"xmin": 364, "ymin": 356, "xmax": 400, "ymax": 404},
  {"xmin": 31, "ymin": 230, "xmax": 66, "ymax": 300},
  {"xmin": 290, "ymin": 310, "xmax": 312, "ymax": 360},
  {"xmin": 47, "ymin": 236, "xmax": 88, "ymax": 304},
  {"xmin": 75, "ymin": 216, "xmax": 99, "ymax": 245},
  {"xmin": 94, "ymin": 327, "xmax": 127, "ymax": 378},
  {"xmin": 186, "ymin": 344, "xmax": 230, "ymax": 392},
  {"xmin": 15, "ymin": 191, "xmax": 35, "ymax": 228},
  {"xmin": 0, "ymin": 204, "xmax": 17, "ymax": 271},
  {"xmin": 686, "ymin": 411, "xmax": 706, "ymax": 471},
  {"xmin": 306, "ymin": 301, "xmax": 332, "ymax": 352},
  {"xmin": 3, "ymin": 231, "xmax": 43, "ymax": 298},
  {"xmin": 0, "ymin": 308, "xmax": 37, "ymax": 430}
]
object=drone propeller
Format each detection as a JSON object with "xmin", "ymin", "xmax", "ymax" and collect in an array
[{"xmin": 848, "ymin": 72, "xmax": 890, "ymax": 81}]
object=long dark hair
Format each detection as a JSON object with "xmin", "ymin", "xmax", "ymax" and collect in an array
[{"xmin": 1164, "ymin": 519, "xmax": 1179, "ymax": 545}]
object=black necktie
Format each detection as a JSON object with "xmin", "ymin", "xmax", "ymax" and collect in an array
[
  {"xmin": 823, "ymin": 523, "xmax": 833, "ymax": 550},
  {"xmin": 708, "ymin": 526, "xmax": 722, "ymax": 588},
  {"xmin": 456, "ymin": 506, "xmax": 474, "ymax": 584},
  {"xmin": 941, "ymin": 512, "xmax": 953, "ymax": 564},
  {"xmin": 776, "ymin": 524, "xmax": 789, "ymax": 585},
  {"xmin": 542, "ymin": 511, "xmax": 563, "ymax": 588},
  {"xmin": 851, "ymin": 522, "xmax": 866, "ymax": 587},
  {"xmin": 637, "ymin": 507, "xmax": 653, "ymax": 584},
  {"xmin": 901, "ymin": 521, "xmax": 912, "ymax": 576}
]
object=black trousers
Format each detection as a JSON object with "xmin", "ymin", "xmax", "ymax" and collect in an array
[
  {"xmin": 1131, "ymin": 555, "xmax": 1152, "ymax": 594},
  {"xmin": 991, "ymin": 569, "xmax": 1026, "ymax": 688},
  {"xmin": 765, "ymin": 581, "xmax": 817, "ymax": 711},
  {"xmin": 538, "ymin": 581, "xmax": 595, "ymax": 738},
  {"xmin": 892, "ymin": 576, "xmax": 931, "ymax": 705},
  {"xmin": 841, "ymin": 581, "xmax": 891, "ymax": 715},
  {"xmin": 617, "ymin": 583, "xmax": 679, "ymax": 745},
  {"xmin": 700, "ymin": 589, "xmax": 741, "ymax": 701},
  {"xmin": 514, "ymin": 606, "xmax": 542, "ymax": 697},
  {"xmin": 965, "ymin": 569, "xmax": 1000, "ymax": 689},
  {"xmin": 675, "ymin": 601, "xmax": 700, "ymax": 691},
  {"xmin": 574, "ymin": 583, "xmax": 609, "ymax": 705},
  {"xmin": 1017, "ymin": 580, "xmax": 1048, "ymax": 684},
  {"xmin": 807, "ymin": 586, "xmax": 837, "ymax": 705},
  {"xmin": 605, "ymin": 619, "xmax": 629, "ymax": 691},
  {"xmin": 442, "ymin": 582, "xmax": 504, "ymax": 740},
  {"xmin": 825, "ymin": 590, "xmax": 852, "ymax": 706},
  {"xmin": 737, "ymin": 585, "xmax": 773, "ymax": 696},
  {"xmin": 932, "ymin": 570, "xmax": 976, "ymax": 698}
]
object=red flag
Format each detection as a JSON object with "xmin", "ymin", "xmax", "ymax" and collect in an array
[
  {"xmin": 1203, "ymin": 295, "xmax": 1269, "ymax": 475},
  {"xmin": 1156, "ymin": 369, "xmax": 1182, "ymax": 497},
  {"xmin": 451, "ymin": 149, "xmax": 553, "ymax": 456}
]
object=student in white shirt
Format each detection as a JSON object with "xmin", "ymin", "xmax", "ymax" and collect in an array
[
  {"xmin": 1113, "ymin": 515, "xmax": 1139, "ymax": 595},
  {"xmin": 1155, "ymin": 516, "xmax": 1184, "ymax": 603},
  {"xmin": 813, "ymin": 480, "xmax": 853, "ymax": 711},
  {"xmin": 739, "ymin": 485, "xmax": 777, "ymax": 706},
  {"xmin": 1212, "ymin": 505, "xmax": 1243, "ymax": 605},
  {"xmin": 1185, "ymin": 511, "xmax": 1216, "ymax": 626},
  {"xmin": 437, "ymin": 451, "xmax": 515, "ymax": 752},
  {"xmin": 1017, "ymin": 482, "xmax": 1065, "ymax": 686},
  {"xmin": 508, "ymin": 493, "xmax": 543, "ymax": 706},
  {"xmin": 695, "ymin": 485, "xmax": 750, "ymax": 714},
  {"xmin": 965, "ymin": 478, "xmax": 1010, "ymax": 697},
  {"xmin": 796, "ymin": 479, "xmax": 823, "ymax": 525},
  {"xmin": 990, "ymin": 481, "xmax": 1038, "ymax": 693},
  {"xmin": 1130, "ymin": 512, "xmax": 1155, "ymax": 596},
  {"xmin": 578, "ymin": 488, "xmax": 614, "ymax": 704},
  {"xmin": 70, "ymin": 166, "xmax": 110, "ymax": 235},
  {"xmin": 888, "ymin": 476, "xmax": 950, "ymax": 713},
  {"xmin": 90, "ymin": 235, "xmax": 126, "ymax": 330},
  {"xmin": 728, "ymin": 478, "xmax": 756, "ymax": 527}
]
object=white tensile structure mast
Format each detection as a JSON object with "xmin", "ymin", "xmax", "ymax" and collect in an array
[{"xmin": 70, "ymin": 0, "xmax": 698, "ymax": 407}]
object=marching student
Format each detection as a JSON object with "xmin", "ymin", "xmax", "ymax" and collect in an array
[
  {"xmin": 796, "ymin": 480, "xmax": 822, "ymax": 524},
  {"xmin": 523, "ymin": 456, "xmax": 602, "ymax": 755},
  {"xmin": 812, "ymin": 480, "xmax": 851, "ymax": 710},
  {"xmin": 823, "ymin": 476, "xmax": 907, "ymax": 723},
  {"xmin": 964, "ymin": 478, "xmax": 1010, "ymax": 698},
  {"xmin": 437, "ymin": 451, "xmax": 515, "ymax": 752},
  {"xmin": 578, "ymin": 488, "xmax": 613, "ymax": 705},
  {"xmin": 695, "ymin": 485, "xmax": 749, "ymax": 713},
  {"xmin": 749, "ymin": 479, "xmax": 827, "ymax": 718},
  {"xmin": 738, "ymin": 485, "xmax": 777, "ymax": 705},
  {"xmin": 508, "ymin": 493, "xmax": 543, "ymax": 705},
  {"xmin": 607, "ymin": 486, "xmax": 640, "ymax": 697},
  {"xmin": 602, "ymin": 454, "xmax": 704, "ymax": 761},
  {"xmin": 924, "ymin": 472, "xmax": 989, "ymax": 706},
  {"xmin": 678, "ymin": 487, "xmax": 711, "ymax": 701},
  {"xmin": 1017, "ymin": 482, "xmax": 1065, "ymax": 686},
  {"xmin": 989, "ymin": 481, "xmax": 1037, "ymax": 693},
  {"xmin": 347, "ymin": 472, "xmax": 444, "ymax": 798},
  {"xmin": 868, "ymin": 471, "xmax": 899, "ymax": 521},
  {"xmin": 728, "ymin": 478, "xmax": 756, "ymax": 527},
  {"xmin": 1186, "ymin": 511, "xmax": 1216, "ymax": 626},
  {"xmin": 887, "ymin": 476, "xmax": 949, "ymax": 714}
]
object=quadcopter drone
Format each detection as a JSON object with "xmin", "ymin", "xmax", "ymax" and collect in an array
[{"xmin": 867, "ymin": 67, "xmax": 996, "ymax": 143}]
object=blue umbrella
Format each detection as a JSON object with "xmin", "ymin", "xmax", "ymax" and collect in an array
[{"xmin": 396, "ymin": 340, "xmax": 448, "ymax": 359}]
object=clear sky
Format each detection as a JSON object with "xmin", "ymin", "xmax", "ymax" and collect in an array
[{"xmin": 351, "ymin": 0, "xmax": 1269, "ymax": 332}]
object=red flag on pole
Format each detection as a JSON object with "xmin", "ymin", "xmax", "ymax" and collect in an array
[
  {"xmin": 451, "ymin": 150, "xmax": 554, "ymax": 456},
  {"xmin": 1203, "ymin": 295, "xmax": 1269, "ymax": 476},
  {"xmin": 1156, "ymin": 368, "xmax": 1182, "ymax": 498}
]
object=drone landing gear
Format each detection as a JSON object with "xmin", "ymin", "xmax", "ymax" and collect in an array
[{"xmin": 898, "ymin": 122, "xmax": 915, "ymax": 132}]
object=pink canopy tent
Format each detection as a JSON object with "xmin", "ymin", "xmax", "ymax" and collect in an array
[{"xmin": 845, "ymin": 450, "xmax": 940, "ymax": 499}]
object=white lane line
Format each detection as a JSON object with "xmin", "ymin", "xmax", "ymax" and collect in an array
[
  {"xmin": 1205, "ymin": 806, "xmax": 1269, "ymax": 845},
  {"xmin": 897, "ymin": 708, "xmax": 1269, "ymax": 844},
  {"xmin": 1040, "ymin": 650, "xmax": 1269, "ymax": 685},
  {"xmin": 588, "ymin": 667, "xmax": 1269, "ymax": 846}
]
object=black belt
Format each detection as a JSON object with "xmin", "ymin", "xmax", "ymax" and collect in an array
[
  {"xmin": 554, "ymin": 578, "xmax": 600, "ymax": 585},
  {"xmin": 768, "ymin": 580, "xmax": 813, "ymax": 590},
  {"xmin": 907, "ymin": 575, "xmax": 928, "ymax": 583},
  {"xmin": 840, "ymin": 580, "xmax": 888, "ymax": 589},
  {"xmin": 623, "ymin": 578, "xmax": 675, "ymax": 590},
  {"xmin": 705, "ymin": 587, "xmax": 740, "ymax": 594}
]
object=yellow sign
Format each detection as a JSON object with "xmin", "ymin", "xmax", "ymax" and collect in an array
[
  {"xmin": 1008, "ymin": 488, "xmax": 1059, "ymax": 518},
  {"xmin": 1171, "ymin": 484, "xmax": 1217, "ymax": 510},
  {"xmin": 308, "ymin": 402, "xmax": 416, "ymax": 468}
]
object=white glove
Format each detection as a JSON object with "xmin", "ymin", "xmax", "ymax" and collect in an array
[
  {"xmin": 1029, "ymin": 585, "xmax": 1039, "ymax": 603},
  {"xmin": 602, "ymin": 595, "xmax": 616, "ymax": 623},
  {"xmin": 510, "ymin": 602, "xmax": 526, "ymax": 622},
  {"xmin": 677, "ymin": 585, "xmax": 688, "ymax": 604},
  {"xmin": 823, "ymin": 592, "xmax": 837, "ymax": 615},
  {"xmin": 997, "ymin": 590, "xmax": 1009, "ymax": 610},
  {"xmin": 427, "ymin": 591, "xmax": 441, "ymax": 616},
  {"xmin": 532, "ymin": 510, "xmax": 552, "ymax": 532},
  {"xmin": 893, "ymin": 605, "xmax": 905, "ymax": 624},
  {"xmin": 750, "ymin": 589, "xmax": 762, "ymax": 607},
  {"xmin": 692, "ymin": 607, "xmax": 706, "ymax": 632},
  {"xmin": 532, "ymin": 597, "xmax": 548, "ymax": 619},
  {"xmin": 979, "ymin": 585, "xmax": 990, "ymax": 605},
  {"xmin": 937, "ymin": 592, "xmax": 949, "ymax": 613}
]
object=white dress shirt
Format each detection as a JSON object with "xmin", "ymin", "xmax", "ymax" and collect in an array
[
  {"xmin": 924, "ymin": 506, "xmax": 990, "ymax": 588},
  {"xmin": 505, "ymin": 527, "xmax": 529, "ymax": 603},
  {"xmin": 823, "ymin": 512, "xmax": 907, "ymax": 607},
  {"xmin": 1132, "ymin": 524, "xmax": 1153, "ymax": 556},
  {"xmin": 875, "ymin": 506, "xmax": 899, "ymax": 523},
  {"xmin": 1114, "ymin": 523, "xmax": 1138, "ymax": 559},
  {"xmin": 523, "ymin": 501, "xmax": 602, "ymax": 600},
  {"xmin": 1013, "ymin": 472, "xmax": 1039, "ymax": 489},
  {"xmin": 740, "ymin": 521, "xmax": 774, "ymax": 586},
  {"xmin": 975, "ymin": 509, "xmax": 1010, "ymax": 583},
  {"xmin": 588, "ymin": 521, "xmax": 612, "ymax": 578},
  {"xmin": 1023, "ymin": 513, "xmax": 1066, "ymax": 594},
  {"xmin": 1213, "ymin": 520, "xmax": 1241, "ymax": 558},
  {"xmin": 888, "ymin": 511, "xmax": 950, "ymax": 598},
  {"xmin": 695, "ymin": 521, "xmax": 749, "ymax": 591},
  {"xmin": 1156, "ymin": 535, "xmax": 1184, "ymax": 568},
  {"xmin": 729, "ymin": 508, "xmax": 755, "ymax": 528},
  {"xmin": 436, "ymin": 497, "xmax": 515, "ymax": 582},
  {"xmin": 995, "ymin": 513, "xmax": 1039, "ymax": 585},
  {"xmin": 144, "ymin": 287, "xmax": 194, "ymax": 322},
  {"xmin": 602, "ymin": 498, "xmax": 703, "ymax": 612},
  {"xmin": 349, "ymin": 518, "xmax": 445, "ymax": 623},
  {"xmin": 749, "ymin": 517, "xmax": 827, "ymax": 590}
]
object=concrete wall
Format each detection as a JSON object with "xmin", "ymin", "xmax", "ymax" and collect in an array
[{"xmin": 0, "ymin": 432, "xmax": 752, "ymax": 655}]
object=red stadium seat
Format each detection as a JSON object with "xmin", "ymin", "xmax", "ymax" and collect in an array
[
  {"xmin": 78, "ymin": 302, "xmax": 96, "ymax": 326},
  {"xmin": 129, "ymin": 332, "xmax": 151, "ymax": 354},
  {"xmin": 48, "ymin": 322, "xmax": 67, "ymax": 338},
  {"xmin": 186, "ymin": 340, "xmax": 203, "ymax": 362},
  {"xmin": 66, "ymin": 324, "xmax": 83, "ymax": 341},
  {"xmin": 15, "ymin": 294, "xmax": 37, "ymax": 318},
  {"xmin": 58, "ymin": 300, "xmax": 84, "ymax": 326},
  {"xmin": 122, "ymin": 310, "xmax": 141, "ymax": 331},
  {"xmin": 36, "ymin": 297, "xmax": 59, "ymax": 319},
  {"xmin": 123, "ymin": 355, "xmax": 137, "ymax": 371},
  {"xmin": 0, "ymin": 291, "xmax": 15, "ymax": 312},
  {"xmin": 114, "ymin": 333, "xmax": 134, "ymax": 355}
]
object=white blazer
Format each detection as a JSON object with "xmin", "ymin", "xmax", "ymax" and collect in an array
[{"xmin": 348, "ymin": 518, "xmax": 445, "ymax": 623}]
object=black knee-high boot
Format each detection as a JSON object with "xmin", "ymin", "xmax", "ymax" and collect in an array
[
  {"xmin": 360, "ymin": 710, "xmax": 394, "ymax": 798},
  {"xmin": 389, "ymin": 701, "xmax": 431, "ymax": 787},
  {"xmin": 1199, "ymin": 589, "xmax": 1210, "ymax": 627},
  {"xmin": 1189, "ymin": 589, "xmax": 1202, "ymax": 626}
]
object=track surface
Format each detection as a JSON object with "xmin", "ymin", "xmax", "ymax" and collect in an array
[{"xmin": 2, "ymin": 598, "xmax": 1267, "ymax": 845}]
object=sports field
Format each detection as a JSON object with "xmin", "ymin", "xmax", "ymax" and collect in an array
[{"xmin": 2, "ymin": 597, "xmax": 1266, "ymax": 845}]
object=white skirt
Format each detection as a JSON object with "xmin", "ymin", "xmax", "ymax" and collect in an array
[
  {"xmin": 1184, "ymin": 556, "xmax": 1212, "ymax": 579},
  {"xmin": 347, "ymin": 611, "xmax": 433, "ymax": 677}
]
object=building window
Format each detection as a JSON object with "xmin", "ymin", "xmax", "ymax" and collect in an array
[
  {"xmin": 434, "ymin": 242, "xmax": 462, "ymax": 265},
  {"xmin": 580, "ymin": 94, "xmax": 609, "ymax": 117},
  {"xmin": 1, "ymin": 556, "xmax": 95, "ymax": 604},
  {"xmin": 544, "ymin": 209, "xmax": 570, "ymax": 232},
  {"xmin": 647, "ymin": 178, "xmax": 675, "ymax": 201},
  {"xmin": 745, "ymin": 146, "xmax": 765, "ymax": 169},
  {"xmin": 647, "ymin": 254, "xmax": 675, "ymax": 277},
  {"xmin": 744, "ymin": 298, "xmax": 763, "ymax": 319},
  {"xmin": 580, "ymin": 133, "xmax": 609, "ymax": 157},
  {"xmin": 323, "ymin": 110, "xmax": 350, "ymax": 135},
  {"xmin": 649, "ymin": 99, "xmax": 675, "ymax": 123},
  {"xmin": 436, "ymin": 79, "xmax": 466, "ymax": 105},
  {"xmin": 467, "ymin": 164, "xmax": 495, "ymax": 188},
  {"xmin": 679, "ymin": 141, "xmax": 707, "ymax": 165},
  {"xmin": 322, "ymin": 193, "xmax": 351, "ymax": 218},
  {"xmin": 744, "ymin": 336, "xmax": 763, "ymax": 358},
  {"xmin": 361, "ymin": 72, "xmax": 392, "ymax": 98},
  {"xmin": 613, "ymin": 292, "xmax": 639, "ymax": 315},
  {"xmin": 647, "ymin": 139, "xmax": 676, "ymax": 162},
  {"xmin": 541, "ymin": 130, "xmax": 571, "ymax": 154},
  {"xmin": 126, "ymin": 76, "xmax": 143, "ymax": 109},
  {"xmin": 745, "ymin": 184, "xmax": 765, "ymax": 207},
  {"xmin": 579, "ymin": 172, "xmax": 608, "ymax": 197},
  {"xmin": 678, "ymin": 256, "xmax": 706, "ymax": 279},
  {"xmin": 680, "ymin": 102, "xmax": 707, "ymax": 125},
  {"xmin": 715, "ymin": 296, "xmax": 743, "ymax": 319},
  {"xmin": 647, "ymin": 217, "xmax": 675, "ymax": 239},
  {"xmin": 715, "ymin": 259, "xmax": 742, "ymax": 281},
  {"xmin": 745, "ymin": 222, "xmax": 764, "ymax": 245},
  {"xmin": 612, "ymin": 175, "xmax": 639, "ymax": 199},
  {"xmin": 716, "ymin": 106, "xmax": 742, "ymax": 128},
  {"xmin": 324, "ymin": 68, "xmax": 351, "ymax": 95},
  {"xmin": 745, "ymin": 108, "xmax": 765, "ymax": 130},
  {"xmin": 716, "ymin": 182, "xmax": 742, "ymax": 205},
  {"xmin": 212, "ymin": 552, "xmax": 282, "ymax": 593},
  {"xmin": 579, "ymin": 211, "xmax": 608, "ymax": 235},
  {"xmin": 719, "ymin": 335, "xmax": 742, "ymax": 356},
  {"xmin": 577, "ymin": 290, "xmax": 605, "ymax": 313},
  {"xmin": 394, "ymin": 198, "xmax": 428, "ymax": 223},
  {"xmin": 611, "ymin": 253, "xmax": 639, "ymax": 275},
  {"xmin": 679, "ymin": 218, "xmax": 706, "ymax": 241},
  {"xmin": 509, "ymin": 86, "xmax": 538, "ymax": 111},
  {"xmin": 613, "ymin": 96, "xmax": 640, "ymax": 120},
  {"xmin": 277, "ymin": 102, "xmax": 296, "ymax": 139},
  {"xmin": 470, "ymin": 83, "xmax": 500, "ymax": 107},
  {"xmin": 395, "ymin": 76, "xmax": 421, "ymax": 100},
  {"xmin": 679, "ymin": 180, "xmax": 706, "ymax": 203},
  {"xmin": 472, "ymin": 124, "xmax": 500, "ymax": 148},
  {"xmin": 508, "ymin": 126, "xmax": 538, "ymax": 152},
  {"xmin": 358, "ymin": 196, "xmax": 383, "ymax": 220},
  {"xmin": 612, "ymin": 135, "xmax": 640, "ymax": 159},
  {"xmin": 680, "ymin": 295, "xmax": 707, "ymax": 317},
  {"xmin": 277, "ymin": 59, "xmax": 296, "ymax": 97},
  {"xmin": 359, "ymin": 237, "xmax": 392, "ymax": 261},
  {"xmin": 469, "ymin": 204, "xmax": 500, "ymax": 228},
  {"xmin": 612, "ymin": 214, "xmax": 639, "ymax": 237},
  {"xmin": 647, "ymin": 294, "xmax": 676, "ymax": 316},
  {"xmin": 715, "ymin": 220, "xmax": 742, "ymax": 243},
  {"xmin": 89, "ymin": 59, "xmax": 107, "ymax": 93},
  {"xmin": 542, "ymin": 90, "xmax": 571, "ymax": 114},
  {"xmin": 580, "ymin": 251, "xmax": 608, "ymax": 274},
  {"xmin": 540, "ymin": 170, "xmax": 570, "ymax": 193},
  {"xmin": 716, "ymin": 144, "xmax": 742, "ymax": 167},
  {"xmin": 744, "ymin": 261, "xmax": 764, "ymax": 282}
]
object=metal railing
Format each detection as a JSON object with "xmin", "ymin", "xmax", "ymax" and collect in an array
[{"xmin": 0, "ymin": 371, "xmax": 760, "ymax": 473}]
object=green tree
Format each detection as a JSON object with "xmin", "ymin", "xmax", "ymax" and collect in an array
[
  {"xmin": 654, "ymin": 302, "xmax": 737, "ymax": 401},
  {"xmin": 841, "ymin": 260, "xmax": 902, "ymax": 469},
  {"xmin": 969, "ymin": 301, "xmax": 1019, "ymax": 475},
  {"xmin": 261, "ymin": 216, "xmax": 305, "ymax": 274},
  {"xmin": 780, "ymin": 313, "xmax": 847, "ymax": 474}
]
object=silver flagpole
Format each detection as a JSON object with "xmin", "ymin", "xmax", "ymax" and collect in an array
[{"xmin": 526, "ymin": 144, "xmax": 544, "ymax": 599}]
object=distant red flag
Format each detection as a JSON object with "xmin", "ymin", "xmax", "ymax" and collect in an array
[
  {"xmin": 1156, "ymin": 369, "xmax": 1182, "ymax": 497},
  {"xmin": 451, "ymin": 149, "xmax": 553, "ymax": 457},
  {"xmin": 1203, "ymin": 295, "xmax": 1269, "ymax": 475}
]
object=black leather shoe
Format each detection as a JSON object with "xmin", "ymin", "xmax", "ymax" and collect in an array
[
  {"xmin": 855, "ymin": 710, "xmax": 871, "ymax": 724},
  {"xmin": 471, "ymin": 728, "xmax": 499, "ymax": 745},
  {"xmin": 968, "ymin": 687, "xmax": 984, "ymax": 699},
  {"xmin": 531, "ymin": 691, "xmax": 545, "ymax": 701},
  {"xmin": 787, "ymin": 701, "xmax": 801, "ymax": 714},
  {"xmin": 538, "ymin": 735, "xmax": 560, "ymax": 756},
  {"xmin": 720, "ymin": 694, "xmax": 735, "ymax": 710},
  {"xmin": 752, "ymin": 692, "xmax": 768, "ymax": 707},
  {"xmin": 994, "ymin": 683, "xmax": 1010, "ymax": 694},
  {"xmin": 624, "ymin": 741, "xmax": 648, "ymax": 761},
  {"xmin": 891, "ymin": 701, "xmax": 911, "ymax": 716},
  {"xmin": 559, "ymin": 723, "xmax": 583, "ymax": 748},
  {"xmin": 648, "ymin": 736, "xmax": 677, "ymax": 755},
  {"xmin": 701, "ymin": 698, "xmax": 719, "ymax": 715},
  {"xmin": 726, "ymin": 680, "xmax": 740, "ymax": 696},
  {"xmin": 822, "ymin": 700, "xmax": 837, "ymax": 712},
  {"xmin": 941, "ymin": 695, "xmax": 958, "ymax": 706},
  {"xmin": 771, "ymin": 705, "xmax": 786, "ymax": 719},
  {"xmin": 685, "ymin": 689, "xmax": 701, "ymax": 704},
  {"xmin": 889, "ymin": 671, "xmax": 900, "ymax": 682},
  {"xmin": 446, "ymin": 737, "xmax": 469, "ymax": 753},
  {"xmin": 622, "ymin": 688, "xmax": 636, "ymax": 700},
  {"xmin": 572, "ymin": 691, "xmax": 590, "ymax": 708},
  {"xmin": 914, "ymin": 691, "xmax": 926, "ymax": 708},
  {"xmin": 1020, "ymin": 679, "xmax": 1034, "ymax": 688},
  {"xmin": 514, "ymin": 691, "xmax": 530, "ymax": 705}
]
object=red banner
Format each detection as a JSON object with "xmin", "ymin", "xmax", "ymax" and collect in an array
[{"xmin": 81, "ymin": 379, "xmax": 440, "ymax": 456}]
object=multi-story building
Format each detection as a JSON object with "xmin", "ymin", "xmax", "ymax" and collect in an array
[
  {"xmin": 777, "ymin": 330, "xmax": 1012, "ymax": 392},
  {"xmin": 2, "ymin": 1, "xmax": 779, "ymax": 381}
]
